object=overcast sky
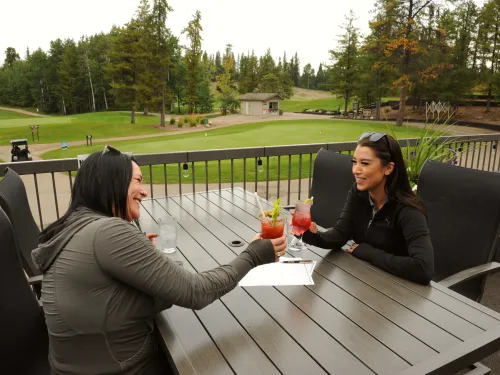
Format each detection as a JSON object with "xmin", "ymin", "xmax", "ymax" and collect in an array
[{"xmin": 0, "ymin": 0, "xmax": 486, "ymax": 71}]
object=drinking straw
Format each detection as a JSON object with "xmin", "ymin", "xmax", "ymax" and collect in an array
[{"xmin": 254, "ymin": 192, "xmax": 266, "ymax": 217}]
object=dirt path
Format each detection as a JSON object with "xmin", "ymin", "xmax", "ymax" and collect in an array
[{"xmin": 0, "ymin": 106, "xmax": 49, "ymax": 117}]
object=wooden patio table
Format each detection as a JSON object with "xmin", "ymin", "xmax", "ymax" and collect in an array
[{"xmin": 138, "ymin": 188, "xmax": 500, "ymax": 375}]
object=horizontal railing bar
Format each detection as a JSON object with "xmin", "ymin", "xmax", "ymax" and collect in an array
[
  {"xmin": 134, "ymin": 152, "xmax": 187, "ymax": 165},
  {"xmin": 326, "ymin": 141, "xmax": 357, "ymax": 152},
  {"xmin": 187, "ymin": 147, "xmax": 265, "ymax": 162},
  {"xmin": 2, "ymin": 134, "xmax": 500, "ymax": 177},
  {"xmin": 0, "ymin": 158, "xmax": 78, "ymax": 176},
  {"xmin": 265, "ymin": 144, "xmax": 327, "ymax": 156}
]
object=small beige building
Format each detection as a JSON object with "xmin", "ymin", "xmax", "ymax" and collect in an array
[{"xmin": 240, "ymin": 93, "xmax": 283, "ymax": 116}]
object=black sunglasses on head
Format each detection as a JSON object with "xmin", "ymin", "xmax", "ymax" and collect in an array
[
  {"xmin": 101, "ymin": 144, "xmax": 122, "ymax": 156},
  {"xmin": 358, "ymin": 132, "xmax": 392, "ymax": 156},
  {"xmin": 358, "ymin": 132, "xmax": 387, "ymax": 143}
]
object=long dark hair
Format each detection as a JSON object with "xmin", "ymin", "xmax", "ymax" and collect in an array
[
  {"xmin": 40, "ymin": 147, "xmax": 136, "ymax": 238},
  {"xmin": 358, "ymin": 135, "xmax": 425, "ymax": 215}
]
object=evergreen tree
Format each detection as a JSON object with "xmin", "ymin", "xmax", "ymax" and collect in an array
[
  {"xmin": 107, "ymin": 24, "xmax": 142, "ymax": 123},
  {"xmin": 361, "ymin": 0, "xmax": 398, "ymax": 119},
  {"xmin": 259, "ymin": 48, "xmax": 276, "ymax": 77},
  {"xmin": 315, "ymin": 63, "xmax": 329, "ymax": 90},
  {"xmin": 217, "ymin": 44, "xmax": 239, "ymax": 114},
  {"xmin": 239, "ymin": 51, "xmax": 259, "ymax": 94},
  {"xmin": 59, "ymin": 40, "xmax": 80, "ymax": 114},
  {"xmin": 147, "ymin": 0, "xmax": 174, "ymax": 126},
  {"xmin": 289, "ymin": 52, "xmax": 301, "ymax": 86},
  {"xmin": 168, "ymin": 36, "xmax": 187, "ymax": 113},
  {"xmin": 46, "ymin": 39, "xmax": 66, "ymax": 113},
  {"xmin": 4, "ymin": 47, "xmax": 20, "ymax": 67},
  {"xmin": 301, "ymin": 63, "xmax": 314, "ymax": 89},
  {"xmin": 215, "ymin": 51, "xmax": 223, "ymax": 76},
  {"xmin": 330, "ymin": 10, "xmax": 361, "ymax": 113},
  {"xmin": 27, "ymin": 49, "xmax": 50, "ymax": 112},
  {"xmin": 183, "ymin": 10, "xmax": 203, "ymax": 114}
]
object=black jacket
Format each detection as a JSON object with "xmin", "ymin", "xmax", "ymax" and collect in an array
[{"xmin": 302, "ymin": 183, "xmax": 434, "ymax": 285}]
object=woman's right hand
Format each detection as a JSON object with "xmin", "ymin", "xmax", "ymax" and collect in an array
[
  {"xmin": 309, "ymin": 222, "xmax": 318, "ymax": 234},
  {"xmin": 252, "ymin": 233, "xmax": 287, "ymax": 260}
]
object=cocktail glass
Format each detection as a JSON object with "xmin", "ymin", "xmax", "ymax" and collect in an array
[
  {"xmin": 288, "ymin": 200, "xmax": 312, "ymax": 251},
  {"xmin": 259, "ymin": 213, "xmax": 285, "ymax": 239}
]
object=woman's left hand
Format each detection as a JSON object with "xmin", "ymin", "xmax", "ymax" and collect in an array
[
  {"xmin": 347, "ymin": 243, "xmax": 359, "ymax": 253},
  {"xmin": 145, "ymin": 233, "xmax": 158, "ymax": 246}
]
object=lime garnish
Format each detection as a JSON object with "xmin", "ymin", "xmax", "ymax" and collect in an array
[{"xmin": 304, "ymin": 198, "xmax": 313, "ymax": 205}]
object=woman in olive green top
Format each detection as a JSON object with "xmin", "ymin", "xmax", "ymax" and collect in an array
[{"xmin": 32, "ymin": 146, "xmax": 287, "ymax": 375}]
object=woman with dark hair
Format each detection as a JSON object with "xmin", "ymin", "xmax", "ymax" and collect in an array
[
  {"xmin": 32, "ymin": 145, "xmax": 286, "ymax": 375},
  {"xmin": 302, "ymin": 132, "xmax": 434, "ymax": 285}
]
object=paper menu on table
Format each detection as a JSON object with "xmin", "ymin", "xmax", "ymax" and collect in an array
[{"xmin": 238, "ymin": 260, "xmax": 316, "ymax": 287}]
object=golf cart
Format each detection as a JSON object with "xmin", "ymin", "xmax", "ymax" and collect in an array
[{"xmin": 10, "ymin": 139, "xmax": 33, "ymax": 162}]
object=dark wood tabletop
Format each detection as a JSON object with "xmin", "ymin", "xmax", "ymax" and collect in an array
[{"xmin": 138, "ymin": 188, "xmax": 500, "ymax": 375}]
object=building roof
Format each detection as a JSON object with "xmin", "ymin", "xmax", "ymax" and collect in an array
[{"xmin": 239, "ymin": 93, "xmax": 283, "ymax": 101}]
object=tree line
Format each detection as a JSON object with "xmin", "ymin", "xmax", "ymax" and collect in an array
[
  {"xmin": 2, "ymin": 0, "xmax": 499, "ymax": 126},
  {"xmin": 0, "ymin": 0, "xmax": 325, "ymax": 125},
  {"xmin": 331, "ymin": 0, "xmax": 500, "ymax": 124}
]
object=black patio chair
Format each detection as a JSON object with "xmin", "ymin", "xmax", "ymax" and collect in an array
[
  {"xmin": 305, "ymin": 148, "xmax": 354, "ymax": 228},
  {"xmin": 0, "ymin": 206, "xmax": 50, "ymax": 374},
  {"xmin": 0, "ymin": 167, "xmax": 42, "ymax": 296},
  {"xmin": 418, "ymin": 160, "xmax": 500, "ymax": 302}
]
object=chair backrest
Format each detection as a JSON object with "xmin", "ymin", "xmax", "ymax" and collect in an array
[
  {"xmin": 310, "ymin": 149, "xmax": 354, "ymax": 228},
  {"xmin": 418, "ymin": 160, "xmax": 500, "ymax": 301},
  {"xmin": 0, "ymin": 207, "xmax": 50, "ymax": 374},
  {"xmin": 0, "ymin": 167, "xmax": 41, "ymax": 277}
]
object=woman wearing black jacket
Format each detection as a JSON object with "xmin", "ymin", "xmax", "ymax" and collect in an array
[{"xmin": 302, "ymin": 132, "xmax": 434, "ymax": 285}]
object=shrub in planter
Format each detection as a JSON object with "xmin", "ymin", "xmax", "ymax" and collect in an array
[
  {"xmin": 387, "ymin": 117, "xmax": 471, "ymax": 190},
  {"xmin": 190, "ymin": 118, "xmax": 197, "ymax": 127},
  {"xmin": 169, "ymin": 118, "xmax": 176, "ymax": 125},
  {"xmin": 177, "ymin": 122, "xmax": 183, "ymax": 128},
  {"xmin": 183, "ymin": 117, "xmax": 189, "ymax": 123}
]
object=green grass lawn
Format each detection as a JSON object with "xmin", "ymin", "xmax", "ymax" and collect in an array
[
  {"xmin": 280, "ymin": 98, "xmax": 345, "ymax": 112},
  {"xmin": 0, "ymin": 111, "xmax": 178, "ymax": 145},
  {"xmin": 0, "ymin": 109, "xmax": 36, "ymax": 120},
  {"xmin": 42, "ymin": 119, "xmax": 427, "ymax": 185},
  {"xmin": 280, "ymin": 97, "xmax": 401, "ymax": 113}
]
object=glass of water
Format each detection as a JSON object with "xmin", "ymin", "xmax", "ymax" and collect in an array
[{"xmin": 157, "ymin": 215, "xmax": 177, "ymax": 254}]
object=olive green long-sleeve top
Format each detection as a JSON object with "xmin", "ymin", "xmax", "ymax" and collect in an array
[{"xmin": 32, "ymin": 208, "xmax": 274, "ymax": 375}]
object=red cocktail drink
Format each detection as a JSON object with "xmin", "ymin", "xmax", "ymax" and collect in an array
[
  {"xmin": 288, "ymin": 200, "xmax": 312, "ymax": 251},
  {"xmin": 260, "ymin": 216, "xmax": 285, "ymax": 239},
  {"xmin": 292, "ymin": 214, "xmax": 312, "ymax": 235}
]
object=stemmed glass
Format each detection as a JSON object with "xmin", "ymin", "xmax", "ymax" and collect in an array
[{"xmin": 288, "ymin": 200, "xmax": 312, "ymax": 251}]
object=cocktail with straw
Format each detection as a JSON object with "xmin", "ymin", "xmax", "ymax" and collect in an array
[{"xmin": 255, "ymin": 193, "xmax": 285, "ymax": 240}]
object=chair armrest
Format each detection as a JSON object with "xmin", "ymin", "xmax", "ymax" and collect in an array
[
  {"xmin": 28, "ymin": 275, "xmax": 43, "ymax": 285},
  {"xmin": 439, "ymin": 262, "xmax": 500, "ymax": 288}
]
